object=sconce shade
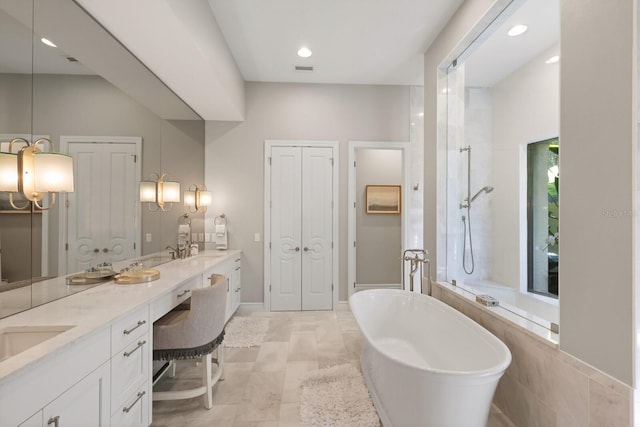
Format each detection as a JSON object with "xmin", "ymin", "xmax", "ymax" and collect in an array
[
  {"xmin": 0, "ymin": 138, "xmax": 74, "ymax": 210},
  {"xmin": 162, "ymin": 181, "xmax": 181, "ymax": 203},
  {"xmin": 184, "ymin": 185, "xmax": 211, "ymax": 213},
  {"xmin": 140, "ymin": 173, "xmax": 180, "ymax": 211},
  {"xmin": 183, "ymin": 190, "xmax": 196, "ymax": 206},
  {"xmin": 0, "ymin": 152, "xmax": 18, "ymax": 192},
  {"xmin": 33, "ymin": 152, "xmax": 74, "ymax": 192},
  {"xmin": 199, "ymin": 190, "xmax": 212, "ymax": 207},
  {"xmin": 140, "ymin": 181, "xmax": 156, "ymax": 202}
]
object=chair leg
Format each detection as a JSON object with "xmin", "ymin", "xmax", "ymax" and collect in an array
[
  {"xmin": 202, "ymin": 353, "xmax": 213, "ymax": 409},
  {"xmin": 217, "ymin": 346, "xmax": 225, "ymax": 381}
]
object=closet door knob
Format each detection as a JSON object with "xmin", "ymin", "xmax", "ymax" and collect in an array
[{"xmin": 303, "ymin": 247, "xmax": 309, "ymax": 252}]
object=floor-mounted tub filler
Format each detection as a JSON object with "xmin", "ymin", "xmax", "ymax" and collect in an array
[{"xmin": 350, "ymin": 289, "xmax": 511, "ymax": 427}]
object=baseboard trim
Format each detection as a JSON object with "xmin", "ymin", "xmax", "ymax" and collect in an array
[
  {"xmin": 238, "ymin": 301, "xmax": 349, "ymax": 313},
  {"xmin": 237, "ymin": 302, "xmax": 265, "ymax": 314},
  {"xmin": 336, "ymin": 301, "xmax": 350, "ymax": 311}
]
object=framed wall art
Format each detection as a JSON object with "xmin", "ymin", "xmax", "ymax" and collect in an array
[{"xmin": 365, "ymin": 185, "xmax": 401, "ymax": 214}]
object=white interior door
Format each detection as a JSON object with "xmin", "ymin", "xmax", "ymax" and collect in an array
[
  {"xmin": 270, "ymin": 146, "xmax": 303, "ymax": 311},
  {"xmin": 301, "ymin": 147, "xmax": 333, "ymax": 310},
  {"xmin": 269, "ymin": 145, "xmax": 334, "ymax": 311},
  {"xmin": 67, "ymin": 141, "xmax": 138, "ymax": 273}
]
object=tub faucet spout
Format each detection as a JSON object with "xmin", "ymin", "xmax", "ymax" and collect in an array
[{"xmin": 402, "ymin": 249, "xmax": 430, "ymax": 294}]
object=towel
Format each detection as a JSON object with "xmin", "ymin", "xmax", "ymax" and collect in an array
[
  {"xmin": 215, "ymin": 227, "xmax": 228, "ymax": 250},
  {"xmin": 178, "ymin": 224, "xmax": 190, "ymax": 235},
  {"xmin": 215, "ymin": 224, "xmax": 226, "ymax": 236}
]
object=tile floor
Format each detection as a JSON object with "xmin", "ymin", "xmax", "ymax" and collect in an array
[{"xmin": 151, "ymin": 310, "xmax": 515, "ymax": 427}]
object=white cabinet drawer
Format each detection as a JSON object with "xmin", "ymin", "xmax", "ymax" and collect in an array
[
  {"xmin": 110, "ymin": 382, "xmax": 149, "ymax": 427},
  {"xmin": 111, "ymin": 332, "xmax": 149, "ymax": 415},
  {"xmin": 150, "ymin": 277, "xmax": 200, "ymax": 321},
  {"xmin": 111, "ymin": 305, "xmax": 149, "ymax": 355}
]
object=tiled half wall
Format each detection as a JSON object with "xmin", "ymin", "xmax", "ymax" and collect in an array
[{"xmin": 431, "ymin": 282, "xmax": 632, "ymax": 427}]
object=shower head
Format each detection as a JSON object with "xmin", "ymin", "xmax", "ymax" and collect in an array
[{"xmin": 470, "ymin": 186, "xmax": 494, "ymax": 203}]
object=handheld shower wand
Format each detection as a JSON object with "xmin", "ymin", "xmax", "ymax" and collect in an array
[
  {"xmin": 459, "ymin": 146, "xmax": 494, "ymax": 275},
  {"xmin": 470, "ymin": 186, "xmax": 494, "ymax": 203}
]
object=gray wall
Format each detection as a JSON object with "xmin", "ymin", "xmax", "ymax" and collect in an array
[
  {"xmin": 205, "ymin": 82, "xmax": 410, "ymax": 304},
  {"xmin": 355, "ymin": 149, "xmax": 402, "ymax": 284},
  {"xmin": 559, "ymin": 0, "xmax": 634, "ymax": 385},
  {"xmin": 425, "ymin": 0, "xmax": 635, "ymax": 385}
]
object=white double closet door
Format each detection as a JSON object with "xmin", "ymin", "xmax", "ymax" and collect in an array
[
  {"xmin": 66, "ymin": 140, "xmax": 139, "ymax": 273},
  {"xmin": 269, "ymin": 145, "xmax": 334, "ymax": 311}
]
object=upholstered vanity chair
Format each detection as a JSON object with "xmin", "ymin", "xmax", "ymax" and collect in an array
[{"xmin": 152, "ymin": 274, "xmax": 226, "ymax": 409}]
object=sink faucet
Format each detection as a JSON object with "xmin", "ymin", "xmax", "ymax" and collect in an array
[
  {"xmin": 166, "ymin": 244, "xmax": 190, "ymax": 260},
  {"xmin": 166, "ymin": 245, "xmax": 178, "ymax": 260}
]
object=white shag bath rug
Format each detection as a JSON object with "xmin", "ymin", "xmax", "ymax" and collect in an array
[
  {"xmin": 300, "ymin": 364, "xmax": 380, "ymax": 427},
  {"xmin": 223, "ymin": 316, "xmax": 270, "ymax": 348}
]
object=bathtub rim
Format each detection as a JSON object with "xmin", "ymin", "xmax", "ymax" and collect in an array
[{"xmin": 349, "ymin": 288, "xmax": 512, "ymax": 377}]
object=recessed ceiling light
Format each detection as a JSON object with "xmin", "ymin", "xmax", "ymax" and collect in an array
[
  {"xmin": 507, "ymin": 24, "xmax": 528, "ymax": 37},
  {"xmin": 297, "ymin": 47, "xmax": 312, "ymax": 58},
  {"xmin": 41, "ymin": 37, "xmax": 56, "ymax": 48},
  {"xmin": 545, "ymin": 55, "xmax": 560, "ymax": 64}
]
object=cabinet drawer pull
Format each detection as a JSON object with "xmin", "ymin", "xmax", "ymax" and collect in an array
[
  {"xmin": 235, "ymin": 258, "xmax": 241, "ymax": 262},
  {"xmin": 47, "ymin": 415, "xmax": 60, "ymax": 426},
  {"xmin": 123, "ymin": 320, "xmax": 146, "ymax": 335},
  {"xmin": 123, "ymin": 391, "xmax": 146, "ymax": 413},
  {"xmin": 235, "ymin": 266, "xmax": 240, "ymax": 271},
  {"xmin": 235, "ymin": 287, "xmax": 240, "ymax": 292},
  {"xmin": 177, "ymin": 289, "xmax": 191, "ymax": 298},
  {"xmin": 124, "ymin": 340, "xmax": 147, "ymax": 357}
]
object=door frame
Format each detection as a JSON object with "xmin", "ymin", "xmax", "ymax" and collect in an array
[
  {"xmin": 264, "ymin": 140, "xmax": 340, "ymax": 312},
  {"xmin": 348, "ymin": 140, "xmax": 411, "ymax": 297},
  {"xmin": 58, "ymin": 135, "xmax": 142, "ymax": 275}
]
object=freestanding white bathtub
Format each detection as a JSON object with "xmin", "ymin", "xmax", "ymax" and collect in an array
[{"xmin": 350, "ymin": 289, "xmax": 511, "ymax": 427}]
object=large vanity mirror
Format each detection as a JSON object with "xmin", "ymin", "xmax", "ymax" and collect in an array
[
  {"xmin": 0, "ymin": 0, "xmax": 205, "ymax": 318},
  {"xmin": 444, "ymin": 0, "xmax": 560, "ymax": 325}
]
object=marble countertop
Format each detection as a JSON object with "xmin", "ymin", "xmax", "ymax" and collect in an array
[{"xmin": 0, "ymin": 249, "xmax": 241, "ymax": 386}]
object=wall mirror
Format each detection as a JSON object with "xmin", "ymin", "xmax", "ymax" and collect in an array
[
  {"xmin": 0, "ymin": 0, "xmax": 204, "ymax": 318},
  {"xmin": 444, "ymin": 0, "xmax": 560, "ymax": 325}
]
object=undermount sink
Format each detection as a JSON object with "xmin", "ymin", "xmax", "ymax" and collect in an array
[{"xmin": 0, "ymin": 325, "xmax": 75, "ymax": 362}]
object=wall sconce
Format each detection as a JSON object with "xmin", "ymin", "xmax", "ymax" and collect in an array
[
  {"xmin": 184, "ymin": 184, "xmax": 212, "ymax": 213},
  {"xmin": 139, "ymin": 173, "xmax": 181, "ymax": 211},
  {"xmin": 0, "ymin": 137, "xmax": 74, "ymax": 210}
]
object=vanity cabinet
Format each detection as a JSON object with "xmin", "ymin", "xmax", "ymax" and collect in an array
[
  {"xmin": 150, "ymin": 276, "xmax": 201, "ymax": 322},
  {"xmin": 2, "ymin": 251, "xmax": 241, "ymax": 427},
  {"xmin": 8, "ymin": 327, "xmax": 111, "ymax": 427},
  {"xmin": 110, "ymin": 306, "xmax": 150, "ymax": 426},
  {"xmin": 19, "ymin": 361, "xmax": 111, "ymax": 427},
  {"xmin": 202, "ymin": 255, "xmax": 242, "ymax": 323},
  {"xmin": 42, "ymin": 361, "xmax": 111, "ymax": 427},
  {"xmin": 230, "ymin": 256, "xmax": 242, "ymax": 318}
]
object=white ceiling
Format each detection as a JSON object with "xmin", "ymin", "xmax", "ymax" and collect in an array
[
  {"xmin": 462, "ymin": 0, "xmax": 559, "ymax": 88},
  {"xmin": 207, "ymin": 0, "xmax": 464, "ymax": 86}
]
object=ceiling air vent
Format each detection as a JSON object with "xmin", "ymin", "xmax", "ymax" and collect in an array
[
  {"xmin": 294, "ymin": 65, "xmax": 314, "ymax": 72},
  {"xmin": 66, "ymin": 57, "xmax": 79, "ymax": 62}
]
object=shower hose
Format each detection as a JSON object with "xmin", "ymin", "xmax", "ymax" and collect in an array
[{"xmin": 462, "ymin": 211, "xmax": 475, "ymax": 274}]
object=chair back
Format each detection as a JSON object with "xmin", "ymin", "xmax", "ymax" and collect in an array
[
  {"xmin": 153, "ymin": 273, "xmax": 227, "ymax": 352},
  {"xmin": 190, "ymin": 274, "xmax": 227, "ymax": 342}
]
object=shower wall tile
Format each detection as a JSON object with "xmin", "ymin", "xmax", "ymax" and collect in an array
[{"xmin": 433, "ymin": 283, "xmax": 633, "ymax": 427}]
